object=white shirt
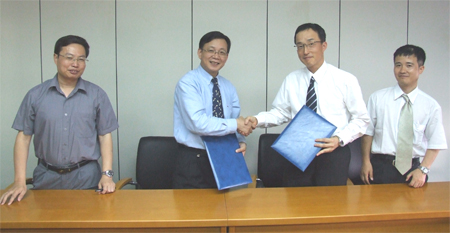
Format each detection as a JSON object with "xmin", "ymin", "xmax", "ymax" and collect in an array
[
  {"xmin": 255, "ymin": 61, "xmax": 370, "ymax": 146},
  {"xmin": 365, "ymin": 85, "xmax": 447, "ymax": 158}
]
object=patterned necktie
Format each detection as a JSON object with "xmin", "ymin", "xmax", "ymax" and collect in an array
[
  {"xmin": 306, "ymin": 76, "xmax": 317, "ymax": 112},
  {"xmin": 212, "ymin": 77, "xmax": 224, "ymax": 118},
  {"xmin": 395, "ymin": 94, "xmax": 414, "ymax": 175}
]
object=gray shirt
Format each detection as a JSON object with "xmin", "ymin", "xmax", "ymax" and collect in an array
[{"xmin": 12, "ymin": 75, "xmax": 119, "ymax": 166}]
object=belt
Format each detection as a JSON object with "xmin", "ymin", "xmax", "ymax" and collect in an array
[
  {"xmin": 372, "ymin": 154, "xmax": 420, "ymax": 166},
  {"xmin": 178, "ymin": 143, "xmax": 207, "ymax": 157},
  {"xmin": 39, "ymin": 159, "xmax": 93, "ymax": 174},
  {"xmin": 178, "ymin": 143, "xmax": 206, "ymax": 152}
]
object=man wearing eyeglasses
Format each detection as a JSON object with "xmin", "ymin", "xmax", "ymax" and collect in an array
[
  {"xmin": 245, "ymin": 23, "xmax": 369, "ymax": 187},
  {"xmin": 0, "ymin": 35, "xmax": 119, "ymax": 205},
  {"xmin": 173, "ymin": 31, "xmax": 252, "ymax": 189}
]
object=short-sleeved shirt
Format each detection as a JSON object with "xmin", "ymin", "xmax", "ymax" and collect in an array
[
  {"xmin": 365, "ymin": 84, "xmax": 447, "ymax": 157},
  {"xmin": 12, "ymin": 75, "xmax": 119, "ymax": 166}
]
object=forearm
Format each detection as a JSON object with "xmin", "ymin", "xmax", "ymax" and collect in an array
[
  {"xmin": 13, "ymin": 131, "xmax": 31, "ymax": 184},
  {"xmin": 361, "ymin": 135, "xmax": 373, "ymax": 164},
  {"xmin": 99, "ymin": 133, "xmax": 113, "ymax": 171},
  {"xmin": 420, "ymin": 149, "xmax": 439, "ymax": 168}
]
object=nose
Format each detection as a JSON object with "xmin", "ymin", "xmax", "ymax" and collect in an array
[{"xmin": 212, "ymin": 51, "xmax": 220, "ymax": 58}]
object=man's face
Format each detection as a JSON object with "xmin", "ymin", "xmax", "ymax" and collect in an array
[
  {"xmin": 197, "ymin": 38, "xmax": 228, "ymax": 77},
  {"xmin": 394, "ymin": 55, "xmax": 424, "ymax": 92},
  {"xmin": 295, "ymin": 29, "xmax": 327, "ymax": 74},
  {"xmin": 54, "ymin": 43, "xmax": 87, "ymax": 81}
]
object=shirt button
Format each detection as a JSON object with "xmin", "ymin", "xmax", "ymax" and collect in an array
[
  {"xmin": 64, "ymin": 113, "xmax": 68, "ymax": 116},
  {"xmin": 197, "ymin": 154, "xmax": 200, "ymax": 158},
  {"xmin": 64, "ymin": 128, "xmax": 67, "ymax": 131}
]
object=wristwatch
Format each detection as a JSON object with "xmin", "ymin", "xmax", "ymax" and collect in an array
[
  {"xmin": 418, "ymin": 166, "xmax": 429, "ymax": 175},
  {"xmin": 335, "ymin": 135, "xmax": 344, "ymax": 147},
  {"xmin": 102, "ymin": 170, "xmax": 114, "ymax": 178}
]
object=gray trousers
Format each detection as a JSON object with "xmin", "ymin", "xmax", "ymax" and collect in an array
[{"xmin": 32, "ymin": 160, "xmax": 101, "ymax": 189}]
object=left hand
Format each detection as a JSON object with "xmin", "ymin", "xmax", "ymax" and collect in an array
[
  {"xmin": 314, "ymin": 136, "xmax": 339, "ymax": 156},
  {"xmin": 236, "ymin": 142, "xmax": 247, "ymax": 156},
  {"xmin": 406, "ymin": 169, "xmax": 427, "ymax": 188},
  {"xmin": 98, "ymin": 176, "xmax": 116, "ymax": 194}
]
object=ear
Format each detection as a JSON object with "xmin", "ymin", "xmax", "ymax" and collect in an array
[
  {"xmin": 197, "ymin": 48, "xmax": 202, "ymax": 59},
  {"xmin": 54, "ymin": 54, "xmax": 58, "ymax": 65},
  {"xmin": 321, "ymin": 41, "xmax": 328, "ymax": 52},
  {"xmin": 418, "ymin": 65, "xmax": 425, "ymax": 74}
]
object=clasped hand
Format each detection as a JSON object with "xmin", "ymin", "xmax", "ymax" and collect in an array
[{"xmin": 237, "ymin": 116, "xmax": 257, "ymax": 136}]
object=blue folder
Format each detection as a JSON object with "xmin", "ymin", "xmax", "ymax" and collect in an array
[
  {"xmin": 271, "ymin": 105, "xmax": 337, "ymax": 171},
  {"xmin": 202, "ymin": 134, "xmax": 252, "ymax": 190}
]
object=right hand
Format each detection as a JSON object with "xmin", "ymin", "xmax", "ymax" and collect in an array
[
  {"xmin": 360, "ymin": 162, "xmax": 374, "ymax": 185},
  {"xmin": 0, "ymin": 182, "xmax": 28, "ymax": 205},
  {"xmin": 236, "ymin": 116, "xmax": 253, "ymax": 136},
  {"xmin": 244, "ymin": 116, "xmax": 258, "ymax": 129}
]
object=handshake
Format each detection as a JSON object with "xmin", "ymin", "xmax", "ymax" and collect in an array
[{"xmin": 237, "ymin": 116, "xmax": 258, "ymax": 136}]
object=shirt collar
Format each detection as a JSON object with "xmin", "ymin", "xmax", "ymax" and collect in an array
[
  {"xmin": 308, "ymin": 61, "xmax": 327, "ymax": 83},
  {"xmin": 49, "ymin": 74, "xmax": 86, "ymax": 95},
  {"xmin": 197, "ymin": 65, "xmax": 220, "ymax": 85},
  {"xmin": 394, "ymin": 84, "xmax": 419, "ymax": 104}
]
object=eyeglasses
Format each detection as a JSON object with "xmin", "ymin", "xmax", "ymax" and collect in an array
[
  {"xmin": 58, "ymin": 54, "xmax": 88, "ymax": 64},
  {"xmin": 203, "ymin": 49, "xmax": 228, "ymax": 58},
  {"xmin": 294, "ymin": 41, "xmax": 322, "ymax": 50}
]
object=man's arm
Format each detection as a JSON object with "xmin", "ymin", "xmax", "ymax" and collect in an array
[
  {"xmin": 0, "ymin": 131, "xmax": 31, "ymax": 205},
  {"xmin": 360, "ymin": 135, "xmax": 374, "ymax": 184},
  {"xmin": 98, "ymin": 133, "xmax": 115, "ymax": 194},
  {"xmin": 406, "ymin": 149, "xmax": 439, "ymax": 188}
]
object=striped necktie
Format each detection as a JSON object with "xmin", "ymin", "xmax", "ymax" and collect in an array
[
  {"xmin": 212, "ymin": 77, "xmax": 224, "ymax": 118},
  {"xmin": 306, "ymin": 76, "xmax": 317, "ymax": 112}
]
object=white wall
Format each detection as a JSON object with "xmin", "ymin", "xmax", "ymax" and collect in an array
[{"xmin": 1, "ymin": 0, "xmax": 449, "ymax": 189}]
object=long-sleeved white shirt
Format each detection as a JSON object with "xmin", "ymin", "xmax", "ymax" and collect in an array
[{"xmin": 255, "ymin": 61, "xmax": 370, "ymax": 146}]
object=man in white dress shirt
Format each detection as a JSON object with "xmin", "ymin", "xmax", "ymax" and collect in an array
[
  {"xmin": 246, "ymin": 23, "xmax": 369, "ymax": 186},
  {"xmin": 360, "ymin": 44, "xmax": 447, "ymax": 188}
]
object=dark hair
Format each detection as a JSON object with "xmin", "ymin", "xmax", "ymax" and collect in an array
[
  {"xmin": 393, "ymin": 44, "xmax": 426, "ymax": 66},
  {"xmin": 294, "ymin": 23, "xmax": 326, "ymax": 44},
  {"xmin": 54, "ymin": 35, "xmax": 90, "ymax": 57},
  {"xmin": 199, "ymin": 31, "xmax": 231, "ymax": 53}
]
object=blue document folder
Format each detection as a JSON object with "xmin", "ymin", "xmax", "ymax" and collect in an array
[
  {"xmin": 271, "ymin": 105, "xmax": 337, "ymax": 171},
  {"xmin": 202, "ymin": 134, "xmax": 252, "ymax": 190}
]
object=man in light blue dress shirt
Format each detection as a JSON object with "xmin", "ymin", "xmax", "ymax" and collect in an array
[{"xmin": 173, "ymin": 31, "xmax": 252, "ymax": 189}]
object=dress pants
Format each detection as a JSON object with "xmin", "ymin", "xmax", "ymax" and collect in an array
[
  {"xmin": 370, "ymin": 154, "xmax": 426, "ymax": 184},
  {"xmin": 172, "ymin": 144, "xmax": 217, "ymax": 189},
  {"xmin": 283, "ymin": 145, "xmax": 351, "ymax": 187},
  {"xmin": 32, "ymin": 160, "xmax": 101, "ymax": 190}
]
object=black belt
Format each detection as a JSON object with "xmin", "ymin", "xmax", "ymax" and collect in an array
[
  {"xmin": 39, "ymin": 159, "xmax": 93, "ymax": 174},
  {"xmin": 372, "ymin": 154, "xmax": 420, "ymax": 166},
  {"xmin": 178, "ymin": 143, "xmax": 207, "ymax": 157}
]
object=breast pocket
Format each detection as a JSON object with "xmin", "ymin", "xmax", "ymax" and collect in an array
[
  {"xmin": 75, "ymin": 115, "xmax": 96, "ymax": 138},
  {"xmin": 413, "ymin": 123, "xmax": 426, "ymax": 145}
]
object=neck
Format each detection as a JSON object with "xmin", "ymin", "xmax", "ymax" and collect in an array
[
  {"xmin": 307, "ymin": 60, "xmax": 324, "ymax": 74},
  {"xmin": 57, "ymin": 75, "xmax": 78, "ymax": 97},
  {"xmin": 399, "ymin": 84, "xmax": 417, "ymax": 94}
]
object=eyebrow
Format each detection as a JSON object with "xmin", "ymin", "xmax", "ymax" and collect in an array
[
  {"xmin": 296, "ymin": 38, "xmax": 316, "ymax": 44},
  {"xmin": 62, "ymin": 53, "xmax": 86, "ymax": 58}
]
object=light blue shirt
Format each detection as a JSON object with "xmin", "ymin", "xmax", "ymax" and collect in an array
[{"xmin": 174, "ymin": 65, "xmax": 244, "ymax": 149}]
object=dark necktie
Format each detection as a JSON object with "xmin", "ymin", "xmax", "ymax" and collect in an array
[
  {"xmin": 395, "ymin": 94, "xmax": 413, "ymax": 175},
  {"xmin": 212, "ymin": 77, "xmax": 224, "ymax": 118},
  {"xmin": 306, "ymin": 76, "xmax": 317, "ymax": 112}
]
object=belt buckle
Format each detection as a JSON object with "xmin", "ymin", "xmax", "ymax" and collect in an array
[{"xmin": 57, "ymin": 169, "xmax": 66, "ymax": 174}]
